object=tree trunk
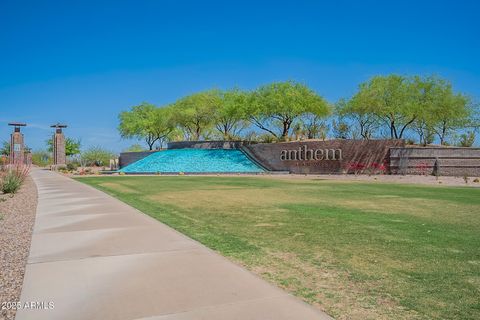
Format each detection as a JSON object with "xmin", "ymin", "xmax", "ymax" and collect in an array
[
  {"xmin": 146, "ymin": 140, "xmax": 154, "ymax": 150},
  {"xmin": 390, "ymin": 121, "xmax": 395, "ymax": 139},
  {"xmin": 281, "ymin": 120, "xmax": 291, "ymax": 141},
  {"xmin": 440, "ymin": 126, "xmax": 447, "ymax": 145},
  {"xmin": 398, "ymin": 117, "xmax": 416, "ymax": 139},
  {"xmin": 250, "ymin": 116, "xmax": 279, "ymax": 138},
  {"xmin": 223, "ymin": 123, "xmax": 230, "ymax": 139}
]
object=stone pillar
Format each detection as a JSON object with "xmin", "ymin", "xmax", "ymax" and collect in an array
[
  {"xmin": 8, "ymin": 123, "xmax": 27, "ymax": 165},
  {"xmin": 52, "ymin": 129, "xmax": 66, "ymax": 166},
  {"xmin": 51, "ymin": 124, "xmax": 67, "ymax": 167}
]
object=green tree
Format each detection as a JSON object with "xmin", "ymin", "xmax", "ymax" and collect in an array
[
  {"xmin": 172, "ymin": 91, "xmax": 217, "ymax": 140},
  {"xmin": 46, "ymin": 138, "xmax": 81, "ymax": 156},
  {"xmin": 153, "ymin": 107, "xmax": 176, "ymax": 148},
  {"xmin": 351, "ymin": 75, "xmax": 416, "ymax": 139},
  {"xmin": 118, "ymin": 103, "xmax": 174, "ymax": 150},
  {"xmin": 430, "ymin": 91, "xmax": 474, "ymax": 145},
  {"xmin": 343, "ymin": 74, "xmax": 476, "ymax": 143},
  {"xmin": 215, "ymin": 89, "xmax": 249, "ymax": 139},
  {"xmin": 336, "ymin": 98, "xmax": 380, "ymax": 140},
  {"xmin": 410, "ymin": 76, "xmax": 450, "ymax": 145},
  {"xmin": 247, "ymin": 81, "xmax": 330, "ymax": 140},
  {"xmin": 296, "ymin": 113, "xmax": 329, "ymax": 140},
  {"xmin": 0, "ymin": 141, "xmax": 10, "ymax": 156},
  {"xmin": 81, "ymin": 146, "xmax": 116, "ymax": 167}
]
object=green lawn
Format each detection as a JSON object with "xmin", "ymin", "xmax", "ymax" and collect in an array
[{"xmin": 77, "ymin": 176, "xmax": 480, "ymax": 320}]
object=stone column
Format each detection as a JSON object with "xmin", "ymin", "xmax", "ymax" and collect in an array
[
  {"xmin": 51, "ymin": 124, "xmax": 67, "ymax": 166},
  {"xmin": 8, "ymin": 123, "xmax": 26, "ymax": 165}
]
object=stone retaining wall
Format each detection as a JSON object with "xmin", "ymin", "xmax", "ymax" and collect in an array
[
  {"xmin": 119, "ymin": 141, "xmax": 480, "ymax": 176},
  {"xmin": 390, "ymin": 147, "xmax": 480, "ymax": 176},
  {"xmin": 119, "ymin": 151, "xmax": 158, "ymax": 168},
  {"xmin": 244, "ymin": 139, "xmax": 405, "ymax": 174}
]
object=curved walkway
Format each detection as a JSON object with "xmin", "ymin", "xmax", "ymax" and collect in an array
[{"xmin": 17, "ymin": 169, "xmax": 331, "ymax": 320}]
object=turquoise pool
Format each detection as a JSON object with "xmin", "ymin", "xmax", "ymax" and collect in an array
[{"xmin": 120, "ymin": 149, "xmax": 264, "ymax": 173}]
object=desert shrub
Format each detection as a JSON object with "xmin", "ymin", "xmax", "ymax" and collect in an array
[
  {"xmin": 243, "ymin": 131, "xmax": 258, "ymax": 142},
  {"xmin": 123, "ymin": 144, "xmax": 145, "ymax": 152},
  {"xmin": 66, "ymin": 162, "xmax": 79, "ymax": 171},
  {"xmin": 81, "ymin": 147, "xmax": 116, "ymax": 167},
  {"xmin": 58, "ymin": 167, "xmax": 69, "ymax": 174},
  {"xmin": 405, "ymin": 139, "xmax": 416, "ymax": 145},
  {"xmin": 1, "ymin": 165, "xmax": 29, "ymax": 194},
  {"xmin": 458, "ymin": 131, "xmax": 475, "ymax": 147},
  {"xmin": 256, "ymin": 134, "xmax": 278, "ymax": 143}
]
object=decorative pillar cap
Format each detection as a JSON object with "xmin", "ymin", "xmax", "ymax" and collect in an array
[
  {"xmin": 8, "ymin": 122, "xmax": 26, "ymax": 132},
  {"xmin": 50, "ymin": 123, "xmax": 68, "ymax": 128},
  {"xmin": 51, "ymin": 123, "xmax": 67, "ymax": 133}
]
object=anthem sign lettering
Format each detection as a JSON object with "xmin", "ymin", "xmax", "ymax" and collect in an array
[{"xmin": 280, "ymin": 145, "xmax": 343, "ymax": 161}]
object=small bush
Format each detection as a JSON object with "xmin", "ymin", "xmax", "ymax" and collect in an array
[
  {"xmin": 458, "ymin": 131, "xmax": 475, "ymax": 147},
  {"xmin": 2, "ymin": 174, "xmax": 22, "ymax": 194},
  {"xmin": 123, "ymin": 144, "xmax": 145, "ymax": 152},
  {"xmin": 1, "ymin": 166, "xmax": 29, "ymax": 194},
  {"xmin": 66, "ymin": 162, "xmax": 79, "ymax": 171},
  {"xmin": 257, "ymin": 134, "xmax": 278, "ymax": 143},
  {"xmin": 405, "ymin": 139, "xmax": 416, "ymax": 145}
]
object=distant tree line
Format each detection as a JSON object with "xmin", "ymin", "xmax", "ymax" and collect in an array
[
  {"xmin": 118, "ymin": 76, "xmax": 479, "ymax": 150},
  {"xmin": 2, "ymin": 133, "xmax": 117, "ymax": 168}
]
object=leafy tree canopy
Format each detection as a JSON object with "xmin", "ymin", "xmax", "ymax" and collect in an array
[
  {"xmin": 1, "ymin": 141, "xmax": 10, "ymax": 156},
  {"xmin": 172, "ymin": 90, "xmax": 219, "ymax": 140},
  {"xmin": 350, "ymin": 75, "xmax": 415, "ymax": 139},
  {"xmin": 248, "ymin": 81, "xmax": 330, "ymax": 140},
  {"xmin": 46, "ymin": 137, "xmax": 81, "ymax": 156},
  {"xmin": 118, "ymin": 103, "xmax": 174, "ymax": 150},
  {"xmin": 339, "ymin": 74, "xmax": 475, "ymax": 144},
  {"xmin": 214, "ymin": 88, "xmax": 249, "ymax": 139}
]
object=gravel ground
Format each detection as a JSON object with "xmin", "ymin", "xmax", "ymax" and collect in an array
[
  {"xmin": 0, "ymin": 176, "xmax": 38, "ymax": 320},
  {"xmin": 76, "ymin": 172, "xmax": 480, "ymax": 187},
  {"xmin": 264, "ymin": 173, "xmax": 480, "ymax": 187}
]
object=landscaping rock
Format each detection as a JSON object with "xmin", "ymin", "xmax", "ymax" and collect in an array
[{"xmin": 0, "ymin": 176, "xmax": 38, "ymax": 320}]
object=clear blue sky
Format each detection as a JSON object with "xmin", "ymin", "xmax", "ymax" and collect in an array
[{"xmin": 1, "ymin": 0, "xmax": 479, "ymax": 151}]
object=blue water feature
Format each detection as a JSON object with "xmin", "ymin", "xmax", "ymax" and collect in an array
[{"xmin": 120, "ymin": 149, "xmax": 265, "ymax": 173}]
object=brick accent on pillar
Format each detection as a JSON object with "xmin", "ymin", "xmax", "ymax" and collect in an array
[
  {"xmin": 52, "ymin": 129, "xmax": 66, "ymax": 166},
  {"xmin": 10, "ymin": 128, "xmax": 25, "ymax": 165}
]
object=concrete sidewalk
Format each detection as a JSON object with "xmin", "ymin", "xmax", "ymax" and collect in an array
[{"xmin": 16, "ymin": 169, "xmax": 331, "ymax": 320}]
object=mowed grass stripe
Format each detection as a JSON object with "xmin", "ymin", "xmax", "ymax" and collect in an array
[{"xmin": 77, "ymin": 176, "xmax": 480, "ymax": 320}]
